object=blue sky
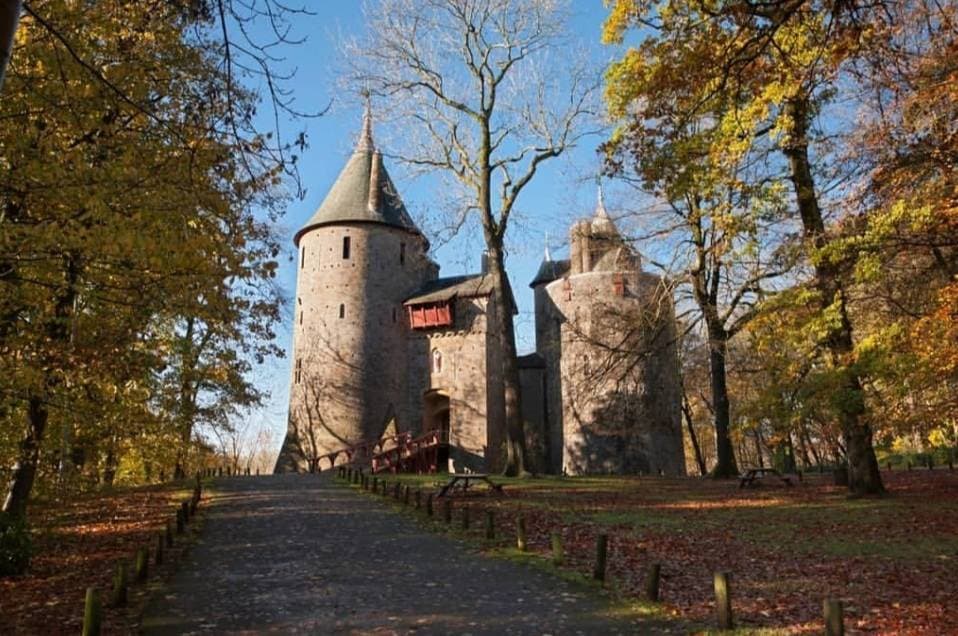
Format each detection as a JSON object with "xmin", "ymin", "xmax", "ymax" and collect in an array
[{"xmin": 244, "ymin": 2, "xmax": 625, "ymax": 449}]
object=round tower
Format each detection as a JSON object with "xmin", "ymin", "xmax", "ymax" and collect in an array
[
  {"xmin": 275, "ymin": 105, "xmax": 433, "ymax": 472},
  {"xmin": 537, "ymin": 187, "xmax": 686, "ymax": 476}
]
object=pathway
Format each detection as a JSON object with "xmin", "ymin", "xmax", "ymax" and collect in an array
[{"xmin": 141, "ymin": 474, "xmax": 678, "ymax": 635}]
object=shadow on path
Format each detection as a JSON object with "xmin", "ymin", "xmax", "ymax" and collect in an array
[{"xmin": 142, "ymin": 474, "xmax": 675, "ymax": 635}]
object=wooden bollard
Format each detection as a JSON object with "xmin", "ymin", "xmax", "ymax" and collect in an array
[
  {"xmin": 645, "ymin": 563, "xmax": 661, "ymax": 601},
  {"xmin": 824, "ymin": 599, "xmax": 845, "ymax": 636},
  {"xmin": 165, "ymin": 521, "xmax": 174, "ymax": 547},
  {"xmin": 516, "ymin": 515, "xmax": 527, "ymax": 552},
  {"xmin": 714, "ymin": 572, "xmax": 733, "ymax": 629},
  {"xmin": 550, "ymin": 532, "xmax": 563, "ymax": 565},
  {"xmin": 415, "ymin": 489, "xmax": 422, "ymax": 509},
  {"xmin": 381, "ymin": 480, "xmax": 389, "ymax": 496},
  {"xmin": 403, "ymin": 485, "xmax": 410, "ymax": 506},
  {"xmin": 593, "ymin": 534, "xmax": 608, "ymax": 582},
  {"xmin": 175, "ymin": 509, "xmax": 185, "ymax": 534},
  {"xmin": 484, "ymin": 511, "xmax": 495, "ymax": 540},
  {"xmin": 135, "ymin": 547, "xmax": 149, "ymax": 582},
  {"xmin": 461, "ymin": 506, "xmax": 470, "ymax": 530},
  {"xmin": 372, "ymin": 476, "xmax": 379, "ymax": 492},
  {"xmin": 394, "ymin": 482, "xmax": 401, "ymax": 500},
  {"xmin": 426, "ymin": 493, "xmax": 434, "ymax": 516},
  {"xmin": 155, "ymin": 533, "xmax": 165, "ymax": 566},
  {"xmin": 443, "ymin": 499, "xmax": 452, "ymax": 524},
  {"xmin": 82, "ymin": 587, "xmax": 101, "ymax": 636},
  {"xmin": 111, "ymin": 562, "xmax": 128, "ymax": 607}
]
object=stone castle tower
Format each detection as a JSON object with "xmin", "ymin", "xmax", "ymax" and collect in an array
[
  {"xmin": 528, "ymin": 189, "xmax": 686, "ymax": 475},
  {"xmin": 275, "ymin": 109, "xmax": 685, "ymax": 476},
  {"xmin": 274, "ymin": 105, "xmax": 437, "ymax": 472}
]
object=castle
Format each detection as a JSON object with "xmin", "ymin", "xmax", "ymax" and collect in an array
[{"xmin": 274, "ymin": 109, "xmax": 686, "ymax": 476}]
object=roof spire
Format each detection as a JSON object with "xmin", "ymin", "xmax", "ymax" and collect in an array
[
  {"xmin": 595, "ymin": 178, "xmax": 610, "ymax": 220},
  {"xmin": 357, "ymin": 90, "xmax": 374, "ymax": 152}
]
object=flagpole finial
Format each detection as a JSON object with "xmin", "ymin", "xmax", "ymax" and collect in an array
[{"xmin": 357, "ymin": 90, "xmax": 374, "ymax": 152}]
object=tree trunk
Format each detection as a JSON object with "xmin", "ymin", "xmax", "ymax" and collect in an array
[
  {"xmin": 783, "ymin": 97, "xmax": 884, "ymax": 496},
  {"xmin": 707, "ymin": 326, "xmax": 738, "ymax": 478},
  {"xmin": 682, "ymin": 391, "xmax": 707, "ymax": 475},
  {"xmin": 2, "ymin": 397, "xmax": 48, "ymax": 520},
  {"xmin": 754, "ymin": 428, "xmax": 765, "ymax": 469},
  {"xmin": 488, "ymin": 244, "xmax": 529, "ymax": 476},
  {"xmin": 2, "ymin": 255, "xmax": 79, "ymax": 520},
  {"xmin": 0, "ymin": 0, "xmax": 22, "ymax": 90}
]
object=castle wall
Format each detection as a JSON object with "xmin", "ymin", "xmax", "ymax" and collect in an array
[
  {"xmin": 283, "ymin": 223, "xmax": 431, "ymax": 471},
  {"xmin": 533, "ymin": 284, "xmax": 564, "ymax": 474},
  {"xmin": 544, "ymin": 270, "xmax": 686, "ymax": 476},
  {"xmin": 406, "ymin": 295, "xmax": 497, "ymax": 473}
]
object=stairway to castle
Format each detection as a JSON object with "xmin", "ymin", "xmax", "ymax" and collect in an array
[{"xmin": 310, "ymin": 429, "xmax": 444, "ymax": 475}]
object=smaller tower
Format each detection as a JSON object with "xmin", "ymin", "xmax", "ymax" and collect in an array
[{"xmin": 533, "ymin": 186, "xmax": 685, "ymax": 476}]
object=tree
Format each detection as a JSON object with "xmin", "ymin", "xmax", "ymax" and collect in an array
[
  {"xmin": 602, "ymin": 95, "xmax": 793, "ymax": 477},
  {"xmin": 0, "ymin": 0, "xmax": 290, "ymax": 521},
  {"xmin": 601, "ymin": 0, "xmax": 917, "ymax": 494},
  {"xmin": 344, "ymin": 0, "xmax": 599, "ymax": 475}
]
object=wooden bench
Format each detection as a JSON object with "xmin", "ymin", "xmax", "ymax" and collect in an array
[
  {"xmin": 739, "ymin": 467, "xmax": 793, "ymax": 488},
  {"xmin": 436, "ymin": 473, "xmax": 504, "ymax": 498}
]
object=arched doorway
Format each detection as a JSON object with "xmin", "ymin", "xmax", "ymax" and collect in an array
[{"xmin": 423, "ymin": 390, "xmax": 450, "ymax": 471}]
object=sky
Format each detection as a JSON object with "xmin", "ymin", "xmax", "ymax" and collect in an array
[{"xmin": 241, "ymin": 2, "xmax": 628, "ymax": 452}]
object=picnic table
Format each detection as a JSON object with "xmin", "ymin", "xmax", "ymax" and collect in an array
[
  {"xmin": 436, "ymin": 473, "xmax": 504, "ymax": 498},
  {"xmin": 739, "ymin": 467, "xmax": 793, "ymax": 488}
]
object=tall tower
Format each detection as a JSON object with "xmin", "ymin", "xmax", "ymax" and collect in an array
[{"xmin": 275, "ymin": 104, "xmax": 433, "ymax": 473}]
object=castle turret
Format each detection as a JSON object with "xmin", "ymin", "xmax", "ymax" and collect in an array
[
  {"xmin": 275, "ymin": 103, "xmax": 434, "ymax": 473},
  {"xmin": 532, "ymin": 186, "xmax": 685, "ymax": 476}
]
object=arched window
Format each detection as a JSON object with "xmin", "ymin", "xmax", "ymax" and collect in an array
[
  {"xmin": 342, "ymin": 236, "xmax": 351, "ymax": 259},
  {"xmin": 339, "ymin": 304, "xmax": 345, "ymax": 319},
  {"xmin": 432, "ymin": 350, "xmax": 443, "ymax": 374}
]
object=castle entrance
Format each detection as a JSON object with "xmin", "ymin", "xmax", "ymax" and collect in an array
[{"xmin": 423, "ymin": 390, "xmax": 450, "ymax": 471}]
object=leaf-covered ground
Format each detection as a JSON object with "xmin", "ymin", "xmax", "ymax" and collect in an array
[
  {"xmin": 390, "ymin": 469, "xmax": 958, "ymax": 634},
  {"xmin": 0, "ymin": 481, "xmax": 201, "ymax": 634}
]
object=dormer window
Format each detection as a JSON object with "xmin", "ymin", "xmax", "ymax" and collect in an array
[{"xmin": 342, "ymin": 236, "xmax": 351, "ymax": 259}]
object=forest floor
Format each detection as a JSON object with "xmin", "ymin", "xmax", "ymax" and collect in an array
[
  {"xmin": 387, "ymin": 468, "xmax": 958, "ymax": 635},
  {"xmin": 0, "ymin": 479, "xmax": 204, "ymax": 634}
]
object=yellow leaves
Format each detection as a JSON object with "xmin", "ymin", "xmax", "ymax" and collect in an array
[{"xmin": 602, "ymin": 0, "xmax": 642, "ymax": 45}]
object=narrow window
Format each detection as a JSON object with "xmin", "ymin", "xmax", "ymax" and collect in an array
[
  {"xmin": 297, "ymin": 297, "xmax": 302, "ymax": 324},
  {"xmin": 339, "ymin": 303, "xmax": 345, "ymax": 319},
  {"xmin": 300, "ymin": 246, "xmax": 305, "ymax": 269},
  {"xmin": 399, "ymin": 242, "xmax": 406, "ymax": 265},
  {"xmin": 295, "ymin": 359, "xmax": 302, "ymax": 384},
  {"xmin": 432, "ymin": 350, "xmax": 443, "ymax": 374},
  {"xmin": 342, "ymin": 236, "xmax": 351, "ymax": 259}
]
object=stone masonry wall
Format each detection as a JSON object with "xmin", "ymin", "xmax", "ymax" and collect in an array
[{"xmin": 282, "ymin": 223, "xmax": 432, "ymax": 471}]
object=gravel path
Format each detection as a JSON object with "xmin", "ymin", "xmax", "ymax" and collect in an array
[{"xmin": 141, "ymin": 474, "xmax": 678, "ymax": 635}]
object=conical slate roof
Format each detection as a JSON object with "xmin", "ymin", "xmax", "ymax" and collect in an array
[{"xmin": 294, "ymin": 105, "xmax": 425, "ymax": 246}]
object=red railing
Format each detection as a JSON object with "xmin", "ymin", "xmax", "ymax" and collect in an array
[
  {"xmin": 370, "ymin": 429, "xmax": 445, "ymax": 474},
  {"xmin": 309, "ymin": 429, "xmax": 446, "ymax": 475}
]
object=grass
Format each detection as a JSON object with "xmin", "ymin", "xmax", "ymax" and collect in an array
[
  {"xmin": 358, "ymin": 468, "xmax": 958, "ymax": 634},
  {"xmin": 0, "ymin": 477, "xmax": 211, "ymax": 634}
]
